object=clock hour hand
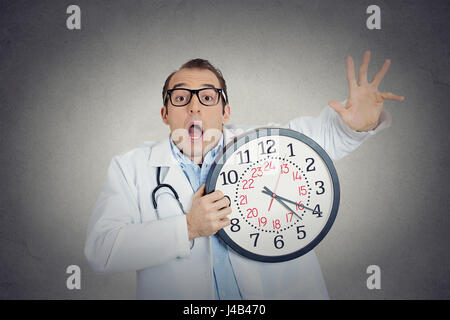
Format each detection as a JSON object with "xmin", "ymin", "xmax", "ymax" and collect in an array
[
  {"xmin": 261, "ymin": 187, "xmax": 302, "ymax": 220},
  {"xmin": 262, "ymin": 186, "xmax": 315, "ymax": 213}
]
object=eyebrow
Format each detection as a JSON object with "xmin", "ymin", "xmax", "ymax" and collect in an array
[
  {"xmin": 172, "ymin": 83, "xmax": 187, "ymax": 89},
  {"xmin": 171, "ymin": 83, "xmax": 218, "ymax": 89}
]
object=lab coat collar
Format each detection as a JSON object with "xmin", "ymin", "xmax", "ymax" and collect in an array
[
  {"xmin": 148, "ymin": 126, "xmax": 236, "ymax": 168},
  {"xmin": 146, "ymin": 127, "xmax": 236, "ymax": 206},
  {"xmin": 147, "ymin": 137, "xmax": 179, "ymax": 168}
]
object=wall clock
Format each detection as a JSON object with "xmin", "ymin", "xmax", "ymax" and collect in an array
[{"xmin": 206, "ymin": 128, "xmax": 340, "ymax": 262}]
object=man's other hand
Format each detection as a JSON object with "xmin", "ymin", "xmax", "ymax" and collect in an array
[{"xmin": 186, "ymin": 184, "xmax": 232, "ymax": 240}]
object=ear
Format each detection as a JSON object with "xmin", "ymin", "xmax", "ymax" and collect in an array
[
  {"xmin": 222, "ymin": 104, "xmax": 231, "ymax": 125},
  {"xmin": 161, "ymin": 106, "xmax": 169, "ymax": 125}
]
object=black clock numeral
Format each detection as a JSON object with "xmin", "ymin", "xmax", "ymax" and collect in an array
[
  {"xmin": 220, "ymin": 170, "xmax": 238, "ymax": 185},
  {"xmin": 287, "ymin": 143, "xmax": 295, "ymax": 157},
  {"xmin": 297, "ymin": 225, "xmax": 306, "ymax": 240},
  {"xmin": 315, "ymin": 181, "xmax": 325, "ymax": 195},
  {"xmin": 306, "ymin": 158, "xmax": 315, "ymax": 172},
  {"xmin": 230, "ymin": 218, "xmax": 241, "ymax": 232},
  {"xmin": 236, "ymin": 149, "xmax": 250, "ymax": 165},
  {"xmin": 250, "ymin": 233, "xmax": 259, "ymax": 247},
  {"xmin": 258, "ymin": 139, "xmax": 276, "ymax": 155},
  {"xmin": 312, "ymin": 204, "xmax": 323, "ymax": 218},
  {"xmin": 274, "ymin": 235, "xmax": 284, "ymax": 249}
]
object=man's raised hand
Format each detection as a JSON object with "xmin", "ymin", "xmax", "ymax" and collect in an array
[{"xmin": 328, "ymin": 51, "xmax": 405, "ymax": 132}]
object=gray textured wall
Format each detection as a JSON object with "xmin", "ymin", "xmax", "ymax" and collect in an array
[{"xmin": 0, "ymin": 0, "xmax": 449, "ymax": 299}]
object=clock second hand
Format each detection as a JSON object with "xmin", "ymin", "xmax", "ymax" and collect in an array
[{"xmin": 267, "ymin": 153, "xmax": 288, "ymax": 212}]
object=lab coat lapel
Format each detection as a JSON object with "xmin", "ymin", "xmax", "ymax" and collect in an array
[{"xmin": 162, "ymin": 163, "xmax": 194, "ymax": 211}]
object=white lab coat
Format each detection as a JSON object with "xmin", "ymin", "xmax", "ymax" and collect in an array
[{"xmin": 84, "ymin": 106, "xmax": 391, "ymax": 299}]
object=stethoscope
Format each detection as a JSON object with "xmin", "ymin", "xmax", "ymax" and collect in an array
[
  {"xmin": 151, "ymin": 166, "xmax": 194, "ymax": 248},
  {"xmin": 151, "ymin": 167, "xmax": 185, "ymax": 213}
]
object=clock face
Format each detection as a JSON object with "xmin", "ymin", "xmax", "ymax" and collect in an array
[{"xmin": 206, "ymin": 128, "xmax": 340, "ymax": 262}]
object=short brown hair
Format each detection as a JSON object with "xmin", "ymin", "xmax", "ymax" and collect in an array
[{"xmin": 162, "ymin": 59, "xmax": 228, "ymax": 111}]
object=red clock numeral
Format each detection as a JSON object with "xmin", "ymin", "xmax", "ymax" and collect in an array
[
  {"xmin": 242, "ymin": 179, "xmax": 255, "ymax": 190},
  {"xmin": 251, "ymin": 167, "xmax": 263, "ymax": 178},
  {"xmin": 258, "ymin": 217, "xmax": 267, "ymax": 227},
  {"xmin": 280, "ymin": 163, "xmax": 289, "ymax": 174},
  {"xmin": 286, "ymin": 212, "xmax": 294, "ymax": 222},
  {"xmin": 239, "ymin": 194, "xmax": 248, "ymax": 205},
  {"xmin": 272, "ymin": 219, "xmax": 281, "ymax": 230},
  {"xmin": 264, "ymin": 161, "xmax": 275, "ymax": 171},
  {"xmin": 292, "ymin": 171, "xmax": 302, "ymax": 181},
  {"xmin": 299, "ymin": 185, "xmax": 307, "ymax": 196},
  {"xmin": 296, "ymin": 201, "xmax": 304, "ymax": 211},
  {"xmin": 246, "ymin": 208, "xmax": 259, "ymax": 218}
]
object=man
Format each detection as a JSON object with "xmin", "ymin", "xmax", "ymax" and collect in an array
[{"xmin": 84, "ymin": 52, "xmax": 404, "ymax": 299}]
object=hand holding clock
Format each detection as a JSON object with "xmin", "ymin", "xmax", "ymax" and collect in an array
[
  {"xmin": 186, "ymin": 184, "xmax": 232, "ymax": 241},
  {"xmin": 328, "ymin": 51, "xmax": 405, "ymax": 132}
]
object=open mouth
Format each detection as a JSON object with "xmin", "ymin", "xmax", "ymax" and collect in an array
[{"xmin": 187, "ymin": 121, "xmax": 203, "ymax": 141}]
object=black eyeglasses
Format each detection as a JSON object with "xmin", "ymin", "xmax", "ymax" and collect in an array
[{"xmin": 165, "ymin": 88, "xmax": 227, "ymax": 107}]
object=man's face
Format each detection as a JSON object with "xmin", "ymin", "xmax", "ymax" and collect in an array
[{"xmin": 161, "ymin": 68, "xmax": 231, "ymax": 163}]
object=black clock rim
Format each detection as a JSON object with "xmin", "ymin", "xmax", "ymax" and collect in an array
[{"xmin": 205, "ymin": 127, "xmax": 340, "ymax": 263}]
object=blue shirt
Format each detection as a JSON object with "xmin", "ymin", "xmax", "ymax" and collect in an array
[
  {"xmin": 169, "ymin": 137, "xmax": 224, "ymax": 192},
  {"xmin": 169, "ymin": 136, "xmax": 242, "ymax": 300}
]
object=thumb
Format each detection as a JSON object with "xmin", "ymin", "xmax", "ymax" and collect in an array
[
  {"xmin": 380, "ymin": 92, "xmax": 405, "ymax": 102},
  {"xmin": 194, "ymin": 184, "xmax": 206, "ymax": 199},
  {"xmin": 328, "ymin": 100, "xmax": 346, "ymax": 116}
]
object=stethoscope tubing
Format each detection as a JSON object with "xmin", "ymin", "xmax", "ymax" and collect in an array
[
  {"xmin": 151, "ymin": 166, "xmax": 193, "ymax": 248},
  {"xmin": 151, "ymin": 167, "xmax": 181, "ymax": 209}
]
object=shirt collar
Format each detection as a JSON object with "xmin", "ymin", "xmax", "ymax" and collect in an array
[{"xmin": 169, "ymin": 134, "xmax": 225, "ymax": 167}]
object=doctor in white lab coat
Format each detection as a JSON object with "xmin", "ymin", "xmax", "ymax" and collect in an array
[{"xmin": 84, "ymin": 52, "xmax": 404, "ymax": 299}]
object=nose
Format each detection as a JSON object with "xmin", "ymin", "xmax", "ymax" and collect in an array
[{"xmin": 188, "ymin": 93, "xmax": 202, "ymax": 114}]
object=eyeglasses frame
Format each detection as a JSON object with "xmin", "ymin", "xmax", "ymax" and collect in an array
[{"xmin": 164, "ymin": 87, "xmax": 227, "ymax": 107}]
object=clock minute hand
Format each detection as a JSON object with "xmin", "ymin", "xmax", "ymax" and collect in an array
[
  {"xmin": 276, "ymin": 194, "xmax": 315, "ymax": 213},
  {"xmin": 262, "ymin": 186, "xmax": 315, "ymax": 213},
  {"xmin": 261, "ymin": 188, "xmax": 302, "ymax": 220}
]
